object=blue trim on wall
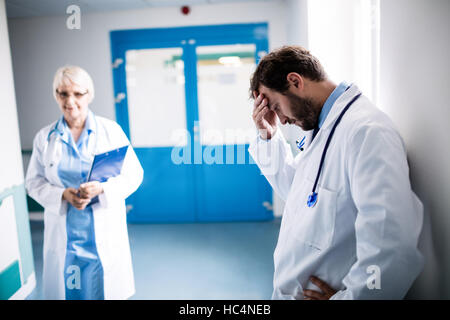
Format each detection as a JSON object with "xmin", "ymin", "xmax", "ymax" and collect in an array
[
  {"xmin": 13, "ymin": 184, "xmax": 34, "ymax": 282},
  {"xmin": 0, "ymin": 260, "xmax": 21, "ymax": 300},
  {"xmin": 0, "ymin": 184, "xmax": 35, "ymax": 286}
]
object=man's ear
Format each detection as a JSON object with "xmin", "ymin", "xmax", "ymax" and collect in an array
[{"xmin": 286, "ymin": 72, "xmax": 303, "ymax": 90}]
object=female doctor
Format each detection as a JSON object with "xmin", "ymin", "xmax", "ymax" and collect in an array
[{"xmin": 25, "ymin": 66, "xmax": 144, "ymax": 300}]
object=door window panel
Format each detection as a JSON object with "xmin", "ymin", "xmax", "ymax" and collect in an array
[
  {"xmin": 125, "ymin": 48, "xmax": 187, "ymax": 147},
  {"xmin": 196, "ymin": 44, "xmax": 256, "ymax": 146}
]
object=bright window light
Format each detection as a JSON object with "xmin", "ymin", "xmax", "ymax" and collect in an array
[{"xmin": 308, "ymin": 0, "xmax": 380, "ymax": 104}]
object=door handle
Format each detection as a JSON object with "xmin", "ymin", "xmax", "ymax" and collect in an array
[
  {"xmin": 112, "ymin": 58, "xmax": 123, "ymax": 69},
  {"xmin": 262, "ymin": 201, "xmax": 273, "ymax": 211},
  {"xmin": 115, "ymin": 93, "xmax": 126, "ymax": 103},
  {"xmin": 126, "ymin": 204, "xmax": 133, "ymax": 214}
]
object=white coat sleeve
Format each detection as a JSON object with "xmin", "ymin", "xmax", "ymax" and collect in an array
[
  {"xmin": 98, "ymin": 126, "xmax": 144, "ymax": 208},
  {"xmin": 25, "ymin": 132, "xmax": 67, "ymax": 216},
  {"xmin": 330, "ymin": 125, "xmax": 424, "ymax": 300},
  {"xmin": 248, "ymin": 129, "xmax": 296, "ymax": 202}
]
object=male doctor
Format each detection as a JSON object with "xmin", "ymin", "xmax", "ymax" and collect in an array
[{"xmin": 248, "ymin": 46, "xmax": 424, "ymax": 299}]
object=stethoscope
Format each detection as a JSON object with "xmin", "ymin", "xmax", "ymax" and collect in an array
[
  {"xmin": 47, "ymin": 114, "xmax": 99, "ymax": 157},
  {"xmin": 296, "ymin": 91, "xmax": 362, "ymax": 208}
]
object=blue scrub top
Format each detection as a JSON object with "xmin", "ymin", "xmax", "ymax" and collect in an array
[
  {"xmin": 56, "ymin": 111, "xmax": 105, "ymax": 300},
  {"xmin": 318, "ymin": 82, "xmax": 350, "ymax": 129},
  {"xmin": 312, "ymin": 82, "xmax": 349, "ymax": 141}
]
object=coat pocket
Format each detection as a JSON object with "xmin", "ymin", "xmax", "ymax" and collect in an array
[{"xmin": 291, "ymin": 177, "xmax": 338, "ymax": 251}]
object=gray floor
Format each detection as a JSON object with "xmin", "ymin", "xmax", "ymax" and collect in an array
[{"xmin": 27, "ymin": 218, "xmax": 281, "ymax": 300}]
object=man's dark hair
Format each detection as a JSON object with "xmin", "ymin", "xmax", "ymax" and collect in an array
[{"xmin": 250, "ymin": 45, "xmax": 327, "ymax": 97}]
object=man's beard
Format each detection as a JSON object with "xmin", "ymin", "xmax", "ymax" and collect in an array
[{"xmin": 285, "ymin": 91, "xmax": 321, "ymax": 131}]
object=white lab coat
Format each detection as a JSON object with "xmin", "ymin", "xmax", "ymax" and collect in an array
[
  {"xmin": 249, "ymin": 85, "xmax": 424, "ymax": 299},
  {"xmin": 26, "ymin": 114, "xmax": 144, "ymax": 300}
]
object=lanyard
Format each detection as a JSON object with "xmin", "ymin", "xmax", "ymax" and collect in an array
[{"xmin": 307, "ymin": 92, "xmax": 362, "ymax": 208}]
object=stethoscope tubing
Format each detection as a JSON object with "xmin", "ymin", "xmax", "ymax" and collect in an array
[
  {"xmin": 47, "ymin": 114, "xmax": 99, "ymax": 156},
  {"xmin": 308, "ymin": 91, "xmax": 362, "ymax": 207}
]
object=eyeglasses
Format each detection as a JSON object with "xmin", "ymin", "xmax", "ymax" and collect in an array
[{"xmin": 56, "ymin": 89, "xmax": 88, "ymax": 100}]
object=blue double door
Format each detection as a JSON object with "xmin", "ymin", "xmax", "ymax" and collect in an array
[{"xmin": 110, "ymin": 23, "xmax": 272, "ymax": 223}]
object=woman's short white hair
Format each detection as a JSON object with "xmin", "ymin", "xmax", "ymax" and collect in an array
[{"xmin": 53, "ymin": 65, "xmax": 95, "ymax": 102}]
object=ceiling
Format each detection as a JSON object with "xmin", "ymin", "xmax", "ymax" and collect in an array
[{"xmin": 5, "ymin": 0, "xmax": 272, "ymax": 18}]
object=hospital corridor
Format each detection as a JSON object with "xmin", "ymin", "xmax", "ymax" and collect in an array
[
  {"xmin": 27, "ymin": 219, "xmax": 280, "ymax": 299},
  {"xmin": 1, "ymin": 0, "xmax": 450, "ymax": 304}
]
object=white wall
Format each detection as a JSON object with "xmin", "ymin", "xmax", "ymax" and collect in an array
[
  {"xmin": 308, "ymin": 0, "xmax": 379, "ymax": 103},
  {"xmin": 271, "ymin": 0, "xmax": 310, "ymax": 217},
  {"xmin": 285, "ymin": 0, "xmax": 309, "ymax": 145},
  {"xmin": 286, "ymin": 0, "xmax": 308, "ymax": 47},
  {"xmin": 8, "ymin": 0, "xmax": 287, "ymax": 150},
  {"xmin": 0, "ymin": 0, "xmax": 24, "ymax": 190},
  {"xmin": 380, "ymin": 0, "xmax": 450, "ymax": 299},
  {"xmin": 0, "ymin": 0, "xmax": 34, "ymax": 299}
]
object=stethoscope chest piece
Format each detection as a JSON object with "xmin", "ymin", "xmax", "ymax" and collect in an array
[{"xmin": 307, "ymin": 192, "xmax": 318, "ymax": 208}]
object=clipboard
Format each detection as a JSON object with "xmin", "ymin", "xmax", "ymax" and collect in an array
[
  {"xmin": 84, "ymin": 145, "xmax": 129, "ymax": 206},
  {"xmin": 86, "ymin": 145, "xmax": 129, "ymax": 183}
]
